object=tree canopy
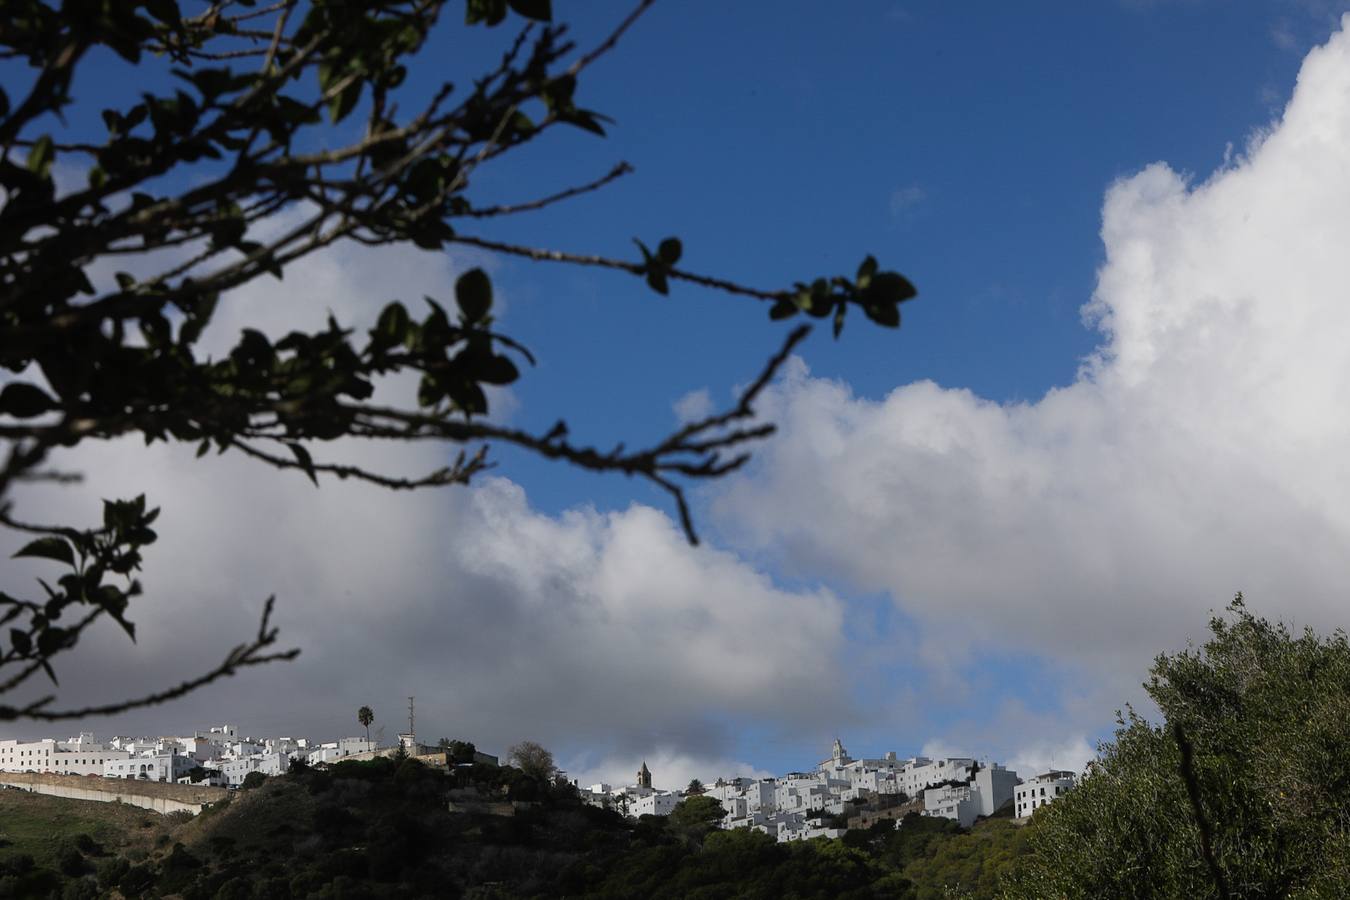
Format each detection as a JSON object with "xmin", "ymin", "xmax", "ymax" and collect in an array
[
  {"xmin": 506, "ymin": 739, "xmax": 555, "ymax": 783},
  {"xmin": 0, "ymin": 0, "xmax": 916, "ymax": 722},
  {"xmin": 1005, "ymin": 597, "xmax": 1350, "ymax": 899}
]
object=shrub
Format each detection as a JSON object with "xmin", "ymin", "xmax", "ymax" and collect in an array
[
  {"xmin": 56, "ymin": 846, "xmax": 86, "ymax": 877},
  {"xmin": 96, "ymin": 857, "xmax": 130, "ymax": 889},
  {"xmin": 118, "ymin": 863, "xmax": 156, "ymax": 896}
]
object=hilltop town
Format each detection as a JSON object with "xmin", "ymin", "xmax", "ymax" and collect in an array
[
  {"xmin": 580, "ymin": 739, "xmax": 1075, "ymax": 842},
  {"xmin": 1, "ymin": 728, "xmax": 1074, "ymax": 843}
]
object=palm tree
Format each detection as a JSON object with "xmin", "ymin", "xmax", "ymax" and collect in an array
[{"xmin": 357, "ymin": 705, "xmax": 374, "ymax": 745}]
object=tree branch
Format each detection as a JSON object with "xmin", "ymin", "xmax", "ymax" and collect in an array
[{"xmin": 0, "ymin": 597, "xmax": 298, "ymax": 723}]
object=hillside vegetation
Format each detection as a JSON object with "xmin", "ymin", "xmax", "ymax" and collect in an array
[{"xmin": 0, "ymin": 757, "xmax": 1032, "ymax": 899}]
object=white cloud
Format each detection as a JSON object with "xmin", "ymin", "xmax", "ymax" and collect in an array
[
  {"xmin": 673, "ymin": 387, "xmax": 715, "ymax": 424},
  {"xmin": 889, "ymin": 185, "xmax": 926, "ymax": 217},
  {"xmin": 715, "ymin": 18, "xmax": 1350, "ymax": 747},
  {"xmin": 566, "ymin": 748, "xmax": 773, "ymax": 794},
  {"xmin": 1, "ymin": 233, "xmax": 849, "ymax": 764},
  {"xmin": 1005, "ymin": 735, "xmax": 1097, "ymax": 780}
]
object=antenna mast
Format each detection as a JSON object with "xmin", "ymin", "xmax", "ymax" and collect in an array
[{"xmin": 407, "ymin": 696, "xmax": 415, "ymax": 744}]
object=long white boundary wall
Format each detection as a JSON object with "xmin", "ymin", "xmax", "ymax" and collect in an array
[{"xmin": 0, "ymin": 775, "xmax": 219, "ymax": 816}]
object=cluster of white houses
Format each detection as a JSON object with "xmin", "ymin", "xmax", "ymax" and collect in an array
[
  {"xmin": 580, "ymin": 739, "xmax": 1078, "ymax": 842},
  {"xmin": 0, "ymin": 726, "xmax": 380, "ymax": 788},
  {"xmin": 3, "ymin": 728, "xmax": 1078, "ymax": 837}
]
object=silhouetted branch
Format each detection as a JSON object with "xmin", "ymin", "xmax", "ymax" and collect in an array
[
  {"xmin": 0, "ymin": 598, "xmax": 298, "ymax": 723},
  {"xmin": 1173, "ymin": 723, "xmax": 1232, "ymax": 900}
]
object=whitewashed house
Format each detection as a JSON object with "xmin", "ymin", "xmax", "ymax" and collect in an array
[
  {"xmin": 0, "ymin": 734, "xmax": 129, "ymax": 776},
  {"xmin": 104, "ymin": 752, "xmax": 196, "ymax": 783},
  {"xmin": 1015, "ymin": 771, "xmax": 1076, "ymax": 818}
]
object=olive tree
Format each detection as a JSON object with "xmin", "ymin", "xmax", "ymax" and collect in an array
[
  {"xmin": 0, "ymin": 0, "xmax": 917, "ymax": 722},
  {"xmin": 506, "ymin": 739, "xmax": 554, "ymax": 782},
  {"xmin": 1005, "ymin": 597, "xmax": 1350, "ymax": 899}
]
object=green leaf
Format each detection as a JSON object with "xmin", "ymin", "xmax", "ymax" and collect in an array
[
  {"xmin": 375, "ymin": 301, "xmax": 411, "ymax": 345},
  {"xmin": 646, "ymin": 268, "xmax": 669, "ymax": 296},
  {"xmin": 328, "ymin": 82, "xmax": 362, "ymax": 124},
  {"xmin": 864, "ymin": 303, "xmax": 901, "ymax": 327},
  {"xmin": 287, "ymin": 442, "xmax": 319, "ymax": 486},
  {"xmin": 37, "ymin": 625, "xmax": 72, "ymax": 657},
  {"xmin": 507, "ymin": 0, "xmax": 551, "ymax": 21},
  {"xmin": 769, "ymin": 299, "xmax": 799, "ymax": 320},
  {"xmin": 14, "ymin": 537, "xmax": 75, "ymax": 567},
  {"xmin": 862, "ymin": 271, "xmax": 918, "ymax": 305},
  {"xmin": 26, "ymin": 135, "xmax": 54, "ymax": 178},
  {"xmin": 855, "ymin": 255, "xmax": 878, "ymax": 287},
  {"xmin": 465, "ymin": 0, "xmax": 508, "ymax": 25},
  {"xmin": 141, "ymin": 0, "xmax": 181, "ymax": 26},
  {"xmin": 565, "ymin": 109, "xmax": 609, "ymax": 136},
  {"xmin": 475, "ymin": 354, "xmax": 519, "ymax": 385},
  {"xmin": 0, "ymin": 382, "xmax": 57, "ymax": 418},
  {"xmin": 455, "ymin": 269, "xmax": 493, "ymax": 322},
  {"xmin": 657, "ymin": 237, "xmax": 682, "ymax": 266}
]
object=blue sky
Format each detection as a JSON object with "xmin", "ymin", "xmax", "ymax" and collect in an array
[
  {"xmin": 478, "ymin": 1, "xmax": 1319, "ymax": 506},
  {"xmin": 8, "ymin": 1, "xmax": 1350, "ymax": 789}
]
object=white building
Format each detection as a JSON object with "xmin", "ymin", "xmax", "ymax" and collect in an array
[
  {"xmin": 0, "ymin": 735, "xmax": 130, "ymax": 776},
  {"xmin": 304, "ymin": 737, "xmax": 376, "ymax": 765},
  {"xmin": 1015, "ymin": 770, "xmax": 1076, "ymax": 818},
  {"xmin": 921, "ymin": 763, "xmax": 1020, "ymax": 827},
  {"xmin": 631, "ymin": 792, "xmax": 680, "ymax": 817},
  {"xmin": 216, "ymin": 751, "xmax": 291, "ymax": 786},
  {"xmin": 900, "ymin": 757, "xmax": 974, "ymax": 799},
  {"xmin": 923, "ymin": 782, "xmax": 982, "ymax": 828},
  {"xmin": 104, "ymin": 752, "xmax": 196, "ymax": 783}
]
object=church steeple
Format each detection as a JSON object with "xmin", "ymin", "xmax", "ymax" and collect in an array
[
  {"xmin": 832, "ymin": 737, "xmax": 847, "ymax": 762},
  {"xmin": 638, "ymin": 760, "xmax": 652, "ymax": 789}
]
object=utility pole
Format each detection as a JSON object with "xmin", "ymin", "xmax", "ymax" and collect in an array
[{"xmin": 407, "ymin": 696, "xmax": 415, "ymax": 746}]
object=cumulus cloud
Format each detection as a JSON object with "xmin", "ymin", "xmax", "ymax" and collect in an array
[
  {"xmin": 1, "ymin": 234, "xmax": 849, "ymax": 769},
  {"xmin": 673, "ymin": 387, "xmax": 715, "ymax": 424},
  {"xmin": 715, "ymin": 19, "xmax": 1350, "ymax": 759},
  {"xmin": 568, "ymin": 749, "xmax": 774, "ymax": 794}
]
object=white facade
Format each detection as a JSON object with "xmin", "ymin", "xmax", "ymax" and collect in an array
[
  {"xmin": 304, "ymin": 737, "xmax": 376, "ymax": 765},
  {"xmin": 0, "ymin": 736, "xmax": 130, "ymax": 776},
  {"xmin": 216, "ymin": 751, "xmax": 291, "ymax": 786},
  {"xmin": 923, "ymin": 783, "xmax": 982, "ymax": 828},
  {"xmin": 921, "ymin": 764, "xmax": 1021, "ymax": 826},
  {"xmin": 631, "ymin": 791, "xmax": 680, "ymax": 817},
  {"xmin": 1015, "ymin": 771, "xmax": 1076, "ymax": 818},
  {"xmin": 901, "ymin": 757, "xmax": 974, "ymax": 799},
  {"xmin": 104, "ymin": 752, "xmax": 196, "ymax": 783}
]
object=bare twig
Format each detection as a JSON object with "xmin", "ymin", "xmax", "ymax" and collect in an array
[
  {"xmin": 464, "ymin": 162, "xmax": 633, "ymax": 218},
  {"xmin": 566, "ymin": 0, "xmax": 658, "ymax": 78},
  {"xmin": 0, "ymin": 598, "xmax": 299, "ymax": 723},
  {"xmin": 448, "ymin": 234, "xmax": 786, "ymax": 302}
]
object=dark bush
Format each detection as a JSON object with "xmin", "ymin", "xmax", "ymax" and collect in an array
[
  {"xmin": 56, "ymin": 845, "xmax": 87, "ymax": 877},
  {"xmin": 118, "ymin": 863, "xmax": 156, "ymax": 896},
  {"xmin": 61, "ymin": 876, "xmax": 101, "ymax": 900},
  {"xmin": 96, "ymin": 856, "xmax": 130, "ymax": 889}
]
